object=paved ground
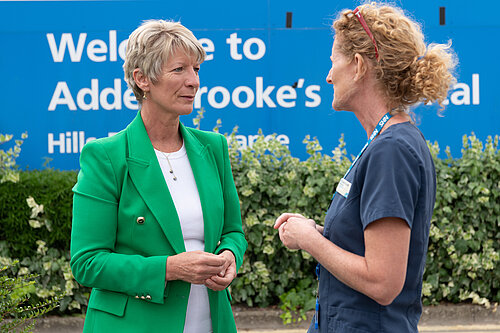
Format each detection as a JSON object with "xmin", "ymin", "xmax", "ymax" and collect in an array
[
  {"xmin": 239, "ymin": 325, "xmax": 500, "ymax": 333},
  {"xmin": 29, "ymin": 304, "xmax": 500, "ymax": 333}
]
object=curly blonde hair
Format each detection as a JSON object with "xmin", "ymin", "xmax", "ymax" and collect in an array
[
  {"xmin": 123, "ymin": 20, "xmax": 206, "ymax": 104},
  {"xmin": 333, "ymin": 2, "xmax": 457, "ymax": 114}
]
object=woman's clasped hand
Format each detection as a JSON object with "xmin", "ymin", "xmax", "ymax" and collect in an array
[{"xmin": 166, "ymin": 250, "xmax": 236, "ymax": 290}]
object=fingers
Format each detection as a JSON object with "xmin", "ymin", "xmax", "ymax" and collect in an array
[
  {"xmin": 206, "ymin": 275, "xmax": 231, "ymax": 290},
  {"xmin": 168, "ymin": 251, "xmax": 227, "ymax": 284},
  {"xmin": 205, "ymin": 277, "xmax": 227, "ymax": 291},
  {"xmin": 218, "ymin": 250, "xmax": 235, "ymax": 270},
  {"xmin": 275, "ymin": 213, "xmax": 291, "ymax": 228},
  {"xmin": 278, "ymin": 223, "xmax": 285, "ymax": 243},
  {"xmin": 205, "ymin": 263, "xmax": 237, "ymax": 291},
  {"xmin": 197, "ymin": 251, "xmax": 226, "ymax": 266},
  {"xmin": 274, "ymin": 212, "xmax": 305, "ymax": 229}
]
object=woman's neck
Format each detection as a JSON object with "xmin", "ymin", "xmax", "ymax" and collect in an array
[
  {"xmin": 141, "ymin": 106, "xmax": 183, "ymax": 153},
  {"xmin": 354, "ymin": 102, "xmax": 410, "ymax": 139}
]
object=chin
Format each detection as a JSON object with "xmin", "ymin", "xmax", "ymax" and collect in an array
[
  {"xmin": 332, "ymin": 98, "xmax": 351, "ymax": 112},
  {"xmin": 332, "ymin": 100, "xmax": 344, "ymax": 112},
  {"xmin": 178, "ymin": 107, "xmax": 194, "ymax": 116},
  {"xmin": 332, "ymin": 96, "xmax": 341, "ymax": 110}
]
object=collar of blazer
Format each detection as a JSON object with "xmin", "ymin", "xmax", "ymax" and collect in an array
[{"xmin": 125, "ymin": 111, "xmax": 222, "ymax": 254}]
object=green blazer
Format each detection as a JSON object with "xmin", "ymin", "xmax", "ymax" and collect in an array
[{"xmin": 70, "ymin": 112, "xmax": 247, "ymax": 333}]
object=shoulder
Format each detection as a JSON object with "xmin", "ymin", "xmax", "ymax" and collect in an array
[
  {"xmin": 370, "ymin": 123, "xmax": 427, "ymax": 160},
  {"xmin": 84, "ymin": 128, "xmax": 127, "ymax": 149},
  {"xmin": 356, "ymin": 122, "xmax": 432, "ymax": 177},
  {"xmin": 80, "ymin": 129, "xmax": 127, "ymax": 163},
  {"xmin": 183, "ymin": 125, "xmax": 227, "ymax": 148}
]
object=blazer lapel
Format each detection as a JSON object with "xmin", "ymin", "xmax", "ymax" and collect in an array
[
  {"xmin": 126, "ymin": 112, "xmax": 186, "ymax": 254},
  {"xmin": 180, "ymin": 124, "xmax": 223, "ymax": 253}
]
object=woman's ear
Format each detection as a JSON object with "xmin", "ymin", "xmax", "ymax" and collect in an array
[
  {"xmin": 353, "ymin": 53, "xmax": 367, "ymax": 82},
  {"xmin": 133, "ymin": 68, "xmax": 150, "ymax": 92}
]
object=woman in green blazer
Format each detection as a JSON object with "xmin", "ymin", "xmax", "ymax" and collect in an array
[{"xmin": 70, "ymin": 20, "xmax": 247, "ymax": 333}]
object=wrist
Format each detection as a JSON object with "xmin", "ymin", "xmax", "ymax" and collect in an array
[
  {"xmin": 220, "ymin": 250, "xmax": 235, "ymax": 263},
  {"xmin": 166, "ymin": 255, "xmax": 177, "ymax": 281},
  {"xmin": 301, "ymin": 230, "xmax": 321, "ymax": 254}
]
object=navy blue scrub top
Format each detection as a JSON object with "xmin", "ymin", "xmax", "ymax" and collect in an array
[{"xmin": 308, "ymin": 122, "xmax": 436, "ymax": 333}]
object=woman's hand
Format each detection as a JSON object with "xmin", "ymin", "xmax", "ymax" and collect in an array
[
  {"xmin": 166, "ymin": 251, "xmax": 226, "ymax": 285},
  {"xmin": 205, "ymin": 250, "xmax": 236, "ymax": 291},
  {"xmin": 274, "ymin": 213, "xmax": 320, "ymax": 250}
]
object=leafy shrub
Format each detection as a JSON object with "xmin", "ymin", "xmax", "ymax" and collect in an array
[
  {"xmin": 0, "ymin": 132, "xmax": 498, "ymax": 319},
  {"xmin": 228, "ymin": 132, "xmax": 499, "ymax": 315},
  {"xmin": 0, "ymin": 170, "xmax": 76, "ymax": 258},
  {"xmin": 0, "ymin": 135, "xmax": 63, "ymax": 330},
  {"xmin": 0, "ymin": 259, "xmax": 60, "ymax": 332},
  {"xmin": 0, "ymin": 194, "xmax": 87, "ymax": 316},
  {"xmin": 279, "ymin": 278, "xmax": 317, "ymax": 324},
  {"xmin": 228, "ymin": 132, "xmax": 350, "ymax": 308},
  {"xmin": 423, "ymin": 135, "xmax": 500, "ymax": 306},
  {"xmin": 0, "ymin": 133, "xmax": 27, "ymax": 184}
]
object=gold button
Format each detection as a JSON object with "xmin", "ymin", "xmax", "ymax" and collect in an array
[
  {"xmin": 135, "ymin": 295, "xmax": 139, "ymax": 299},
  {"xmin": 141, "ymin": 296, "xmax": 146, "ymax": 300},
  {"xmin": 136, "ymin": 216, "xmax": 145, "ymax": 224},
  {"xmin": 146, "ymin": 295, "xmax": 152, "ymax": 300}
]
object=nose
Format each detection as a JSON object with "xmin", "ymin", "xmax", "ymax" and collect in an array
[
  {"xmin": 326, "ymin": 67, "xmax": 333, "ymax": 84},
  {"xmin": 185, "ymin": 68, "xmax": 200, "ymax": 90}
]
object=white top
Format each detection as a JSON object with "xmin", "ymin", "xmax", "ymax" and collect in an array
[{"xmin": 155, "ymin": 142, "xmax": 212, "ymax": 333}]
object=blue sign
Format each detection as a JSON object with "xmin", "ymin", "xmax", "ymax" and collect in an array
[{"xmin": 1, "ymin": 0, "xmax": 498, "ymax": 170}]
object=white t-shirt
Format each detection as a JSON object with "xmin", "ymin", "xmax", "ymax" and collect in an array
[{"xmin": 155, "ymin": 142, "xmax": 212, "ymax": 333}]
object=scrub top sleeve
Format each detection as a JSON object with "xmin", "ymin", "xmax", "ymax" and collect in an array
[{"xmin": 359, "ymin": 138, "xmax": 421, "ymax": 230}]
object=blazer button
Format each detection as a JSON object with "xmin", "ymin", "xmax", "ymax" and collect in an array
[
  {"xmin": 146, "ymin": 295, "xmax": 152, "ymax": 300},
  {"xmin": 136, "ymin": 216, "xmax": 145, "ymax": 224},
  {"xmin": 135, "ymin": 295, "xmax": 139, "ymax": 299},
  {"xmin": 141, "ymin": 296, "xmax": 146, "ymax": 300}
]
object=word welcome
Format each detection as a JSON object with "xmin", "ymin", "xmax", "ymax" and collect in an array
[{"xmin": 46, "ymin": 31, "xmax": 264, "ymax": 63}]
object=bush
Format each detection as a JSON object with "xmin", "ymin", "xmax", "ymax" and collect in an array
[
  {"xmin": 423, "ymin": 135, "xmax": 500, "ymax": 306},
  {"xmin": 0, "ymin": 259, "xmax": 60, "ymax": 332},
  {"xmin": 228, "ymin": 133, "xmax": 350, "ymax": 308},
  {"xmin": 0, "ymin": 193, "xmax": 87, "ymax": 316},
  {"xmin": 228, "ymin": 132, "xmax": 499, "ymax": 315},
  {"xmin": 0, "ymin": 133, "xmax": 27, "ymax": 184},
  {"xmin": 0, "ymin": 170, "xmax": 76, "ymax": 258},
  {"xmin": 0, "ymin": 132, "xmax": 498, "ymax": 318}
]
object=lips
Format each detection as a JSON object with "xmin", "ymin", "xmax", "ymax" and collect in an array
[{"xmin": 179, "ymin": 93, "xmax": 195, "ymax": 100}]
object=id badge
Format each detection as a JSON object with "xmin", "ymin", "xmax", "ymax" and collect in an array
[{"xmin": 336, "ymin": 178, "xmax": 351, "ymax": 198}]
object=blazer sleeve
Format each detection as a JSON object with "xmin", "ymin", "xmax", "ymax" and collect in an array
[
  {"xmin": 70, "ymin": 140, "xmax": 168, "ymax": 304},
  {"xmin": 214, "ymin": 134, "xmax": 248, "ymax": 270}
]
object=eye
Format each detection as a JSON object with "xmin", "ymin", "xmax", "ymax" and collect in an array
[
  {"xmin": 194, "ymin": 67, "xmax": 200, "ymax": 74},
  {"xmin": 173, "ymin": 67, "xmax": 183, "ymax": 72}
]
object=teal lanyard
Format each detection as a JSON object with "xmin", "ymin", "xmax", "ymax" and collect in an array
[{"xmin": 315, "ymin": 112, "xmax": 392, "ymax": 330}]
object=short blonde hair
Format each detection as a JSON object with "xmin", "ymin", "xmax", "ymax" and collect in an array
[
  {"xmin": 123, "ymin": 20, "xmax": 206, "ymax": 104},
  {"xmin": 333, "ymin": 2, "xmax": 457, "ymax": 114}
]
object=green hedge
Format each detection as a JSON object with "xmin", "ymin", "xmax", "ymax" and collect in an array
[
  {"xmin": 229, "ymin": 133, "xmax": 500, "ymax": 314},
  {"xmin": 0, "ymin": 170, "xmax": 76, "ymax": 258},
  {"xmin": 0, "ymin": 133, "xmax": 498, "ymax": 315},
  {"xmin": 424, "ymin": 136, "xmax": 500, "ymax": 305}
]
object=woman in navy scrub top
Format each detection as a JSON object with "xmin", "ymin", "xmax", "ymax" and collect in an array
[{"xmin": 274, "ymin": 3, "xmax": 456, "ymax": 333}]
